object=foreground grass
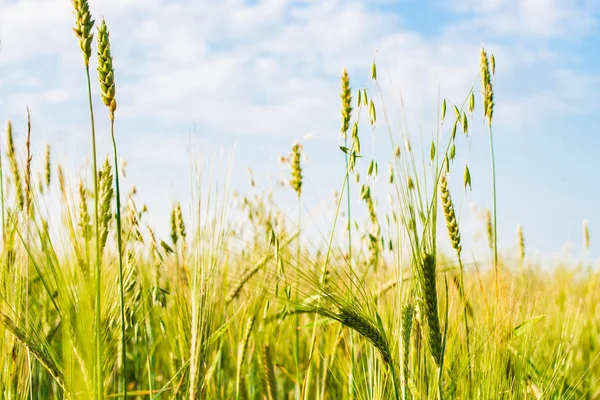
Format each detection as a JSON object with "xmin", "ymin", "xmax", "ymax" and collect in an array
[{"xmin": 0, "ymin": 1, "xmax": 598, "ymax": 399}]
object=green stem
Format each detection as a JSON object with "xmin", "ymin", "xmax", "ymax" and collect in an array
[
  {"xmin": 343, "ymin": 143, "xmax": 355, "ymax": 400},
  {"xmin": 303, "ymin": 173, "xmax": 349, "ymax": 399},
  {"xmin": 488, "ymin": 124, "xmax": 498, "ymax": 290},
  {"xmin": 110, "ymin": 117, "xmax": 127, "ymax": 399},
  {"xmin": 84, "ymin": 66, "xmax": 103, "ymax": 400},
  {"xmin": 294, "ymin": 198, "xmax": 301, "ymax": 400},
  {"xmin": 457, "ymin": 258, "xmax": 471, "ymax": 395}
]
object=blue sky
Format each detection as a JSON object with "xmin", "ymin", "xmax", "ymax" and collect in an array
[{"xmin": 0, "ymin": 0, "xmax": 598, "ymax": 265}]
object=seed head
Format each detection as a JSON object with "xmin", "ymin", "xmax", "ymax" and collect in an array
[
  {"xmin": 485, "ymin": 209, "xmax": 493, "ymax": 252},
  {"xmin": 420, "ymin": 253, "xmax": 442, "ymax": 366},
  {"xmin": 340, "ymin": 67, "xmax": 352, "ymax": 138},
  {"xmin": 97, "ymin": 18, "xmax": 117, "ymax": 119},
  {"xmin": 480, "ymin": 48, "xmax": 495, "ymax": 125},
  {"xmin": 78, "ymin": 181, "xmax": 92, "ymax": 241},
  {"xmin": 170, "ymin": 205, "xmax": 179, "ymax": 245},
  {"xmin": 583, "ymin": 220, "xmax": 590, "ymax": 251},
  {"xmin": 288, "ymin": 142, "xmax": 303, "ymax": 197},
  {"xmin": 98, "ymin": 157, "xmax": 114, "ymax": 252},
  {"xmin": 517, "ymin": 224, "xmax": 525, "ymax": 263},
  {"xmin": 44, "ymin": 144, "xmax": 51, "ymax": 189},
  {"xmin": 440, "ymin": 174, "xmax": 461, "ymax": 256},
  {"xmin": 401, "ymin": 303, "xmax": 414, "ymax": 386},
  {"xmin": 72, "ymin": 0, "xmax": 95, "ymax": 67},
  {"xmin": 6, "ymin": 121, "xmax": 24, "ymax": 210},
  {"xmin": 174, "ymin": 202, "xmax": 186, "ymax": 241}
]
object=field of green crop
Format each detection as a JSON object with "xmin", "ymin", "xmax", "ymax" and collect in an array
[{"xmin": 0, "ymin": 1, "xmax": 598, "ymax": 399}]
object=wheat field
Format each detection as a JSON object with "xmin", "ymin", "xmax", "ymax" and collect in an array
[{"xmin": 0, "ymin": 1, "xmax": 598, "ymax": 399}]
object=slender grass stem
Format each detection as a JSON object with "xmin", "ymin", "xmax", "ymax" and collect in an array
[
  {"xmin": 110, "ymin": 117, "xmax": 127, "ymax": 399},
  {"xmin": 488, "ymin": 123, "xmax": 498, "ymax": 297},
  {"xmin": 84, "ymin": 65, "xmax": 103, "ymax": 400}
]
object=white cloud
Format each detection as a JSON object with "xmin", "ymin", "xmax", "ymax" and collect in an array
[
  {"xmin": 0, "ymin": 0, "xmax": 598, "ymax": 256},
  {"xmin": 444, "ymin": 0, "xmax": 598, "ymax": 38}
]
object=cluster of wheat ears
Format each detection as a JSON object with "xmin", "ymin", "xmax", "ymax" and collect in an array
[{"xmin": 0, "ymin": 1, "xmax": 597, "ymax": 399}]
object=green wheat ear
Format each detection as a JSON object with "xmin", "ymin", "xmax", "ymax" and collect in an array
[
  {"xmin": 583, "ymin": 220, "xmax": 590, "ymax": 251},
  {"xmin": 72, "ymin": 0, "xmax": 95, "ymax": 67},
  {"xmin": 6, "ymin": 120, "xmax": 24, "ymax": 210},
  {"xmin": 97, "ymin": 18, "xmax": 117, "ymax": 119},
  {"xmin": 289, "ymin": 142, "xmax": 303, "ymax": 198},
  {"xmin": 421, "ymin": 253, "xmax": 442, "ymax": 367},
  {"xmin": 340, "ymin": 67, "xmax": 352, "ymax": 139},
  {"xmin": 440, "ymin": 174, "xmax": 461, "ymax": 256},
  {"xmin": 517, "ymin": 225, "xmax": 525, "ymax": 263}
]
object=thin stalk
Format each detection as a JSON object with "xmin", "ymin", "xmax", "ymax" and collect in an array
[
  {"xmin": 294, "ymin": 199, "xmax": 301, "ymax": 400},
  {"xmin": 343, "ymin": 141, "xmax": 355, "ymax": 400},
  {"xmin": 488, "ymin": 124, "xmax": 498, "ymax": 295},
  {"xmin": 302, "ymin": 172, "xmax": 348, "ymax": 399},
  {"xmin": 457, "ymin": 258, "xmax": 472, "ymax": 395},
  {"xmin": 84, "ymin": 65, "xmax": 103, "ymax": 400},
  {"xmin": 110, "ymin": 117, "xmax": 127, "ymax": 399}
]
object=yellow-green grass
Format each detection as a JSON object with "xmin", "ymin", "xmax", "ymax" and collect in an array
[{"xmin": 0, "ymin": 2, "xmax": 597, "ymax": 399}]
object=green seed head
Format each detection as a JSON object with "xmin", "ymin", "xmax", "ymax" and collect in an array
[
  {"xmin": 6, "ymin": 121, "xmax": 24, "ymax": 210},
  {"xmin": 97, "ymin": 18, "xmax": 117, "ymax": 119},
  {"xmin": 517, "ymin": 224, "xmax": 525, "ymax": 263},
  {"xmin": 72, "ymin": 0, "xmax": 95, "ymax": 67},
  {"xmin": 44, "ymin": 144, "xmax": 51, "ymax": 189},
  {"xmin": 440, "ymin": 174, "xmax": 462, "ymax": 256},
  {"xmin": 289, "ymin": 142, "xmax": 303, "ymax": 197},
  {"xmin": 583, "ymin": 220, "xmax": 590, "ymax": 250},
  {"xmin": 480, "ymin": 48, "xmax": 495, "ymax": 124},
  {"xmin": 340, "ymin": 67, "xmax": 352, "ymax": 138}
]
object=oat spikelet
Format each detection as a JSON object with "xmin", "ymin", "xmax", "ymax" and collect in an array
[
  {"xmin": 44, "ymin": 144, "xmax": 51, "ymax": 189},
  {"xmin": 340, "ymin": 67, "xmax": 352, "ymax": 139},
  {"xmin": 97, "ymin": 18, "xmax": 117, "ymax": 119},
  {"xmin": 480, "ymin": 48, "xmax": 495, "ymax": 124},
  {"xmin": 72, "ymin": 0, "xmax": 95, "ymax": 67},
  {"xmin": 583, "ymin": 220, "xmax": 590, "ymax": 251},
  {"xmin": 517, "ymin": 225, "xmax": 525, "ymax": 263},
  {"xmin": 420, "ymin": 253, "xmax": 442, "ymax": 366},
  {"xmin": 440, "ymin": 174, "xmax": 461, "ymax": 256},
  {"xmin": 6, "ymin": 121, "xmax": 24, "ymax": 210},
  {"xmin": 289, "ymin": 142, "xmax": 302, "ymax": 197}
]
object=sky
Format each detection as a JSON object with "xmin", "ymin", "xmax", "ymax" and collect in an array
[{"xmin": 0, "ymin": 0, "xmax": 598, "ymax": 266}]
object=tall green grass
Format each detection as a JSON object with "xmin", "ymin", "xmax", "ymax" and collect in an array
[{"xmin": 0, "ymin": 2, "xmax": 598, "ymax": 399}]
